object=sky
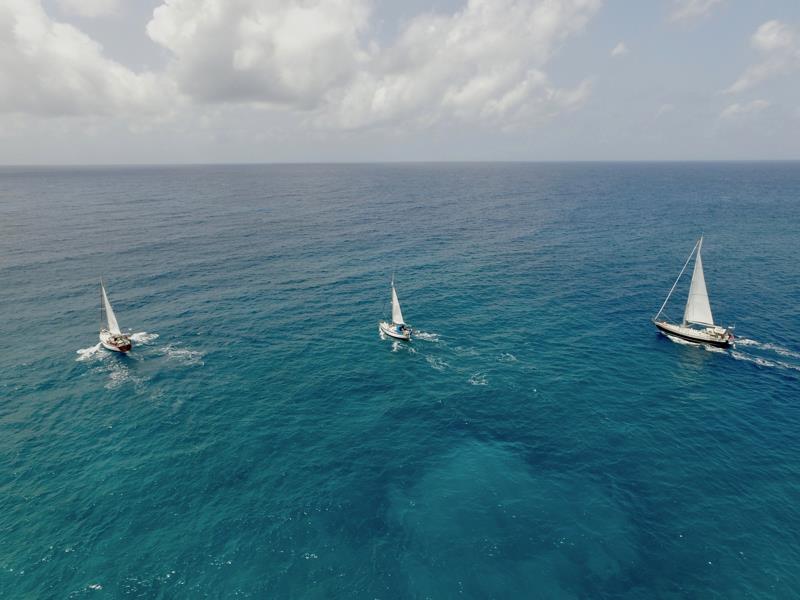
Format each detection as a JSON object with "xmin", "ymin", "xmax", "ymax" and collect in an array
[{"xmin": 0, "ymin": 0, "xmax": 799, "ymax": 164}]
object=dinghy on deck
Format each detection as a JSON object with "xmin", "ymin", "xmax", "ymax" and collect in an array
[
  {"xmin": 652, "ymin": 237, "xmax": 734, "ymax": 348},
  {"xmin": 99, "ymin": 280, "xmax": 132, "ymax": 353}
]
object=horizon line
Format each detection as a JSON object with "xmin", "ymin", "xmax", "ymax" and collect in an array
[{"xmin": 1, "ymin": 159, "xmax": 799, "ymax": 169}]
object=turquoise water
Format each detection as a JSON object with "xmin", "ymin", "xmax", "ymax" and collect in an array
[{"xmin": 1, "ymin": 163, "xmax": 799, "ymax": 598}]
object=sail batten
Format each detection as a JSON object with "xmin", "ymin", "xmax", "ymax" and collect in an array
[
  {"xmin": 101, "ymin": 283, "xmax": 122, "ymax": 334},
  {"xmin": 682, "ymin": 239, "xmax": 715, "ymax": 327},
  {"xmin": 391, "ymin": 283, "xmax": 405, "ymax": 325}
]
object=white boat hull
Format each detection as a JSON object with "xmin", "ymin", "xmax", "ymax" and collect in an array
[
  {"xmin": 379, "ymin": 321, "xmax": 411, "ymax": 341},
  {"xmin": 653, "ymin": 320, "xmax": 733, "ymax": 347},
  {"xmin": 100, "ymin": 329, "xmax": 132, "ymax": 353}
]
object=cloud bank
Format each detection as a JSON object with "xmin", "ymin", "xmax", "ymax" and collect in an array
[
  {"xmin": 322, "ymin": 0, "xmax": 601, "ymax": 129},
  {"xmin": 0, "ymin": 0, "xmax": 601, "ymax": 132},
  {"xmin": 0, "ymin": 0, "xmax": 172, "ymax": 117}
]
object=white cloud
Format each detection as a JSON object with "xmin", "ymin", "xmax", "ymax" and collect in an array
[
  {"xmin": 610, "ymin": 42, "xmax": 628, "ymax": 57},
  {"xmin": 668, "ymin": 0, "xmax": 723, "ymax": 23},
  {"xmin": 726, "ymin": 20, "xmax": 800, "ymax": 94},
  {"xmin": 0, "ymin": 0, "xmax": 601, "ymax": 133},
  {"xmin": 146, "ymin": 0, "xmax": 600, "ymax": 130},
  {"xmin": 720, "ymin": 99, "xmax": 770, "ymax": 119},
  {"xmin": 656, "ymin": 103, "xmax": 674, "ymax": 117},
  {"xmin": 146, "ymin": 0, "xmax": 371, "ymax": 108},
  {"xmin": 0, "ymin": 0, "xmax": 174, "ymax": 116},
  {"xmin": 324, "ymin": 0, "xmax": 602, "ymax": 129},
  {"xmin": 57, "ymin": 0, "xmax": 120, "ymax": 18}
]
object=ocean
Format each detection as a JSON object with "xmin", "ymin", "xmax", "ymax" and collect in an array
[{"xmin": 1, "ymin": 162, "xmax": 799, "ymax": 598}]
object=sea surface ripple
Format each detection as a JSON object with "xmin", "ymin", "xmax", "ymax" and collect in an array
[{"xmin": 1, "ymin": 163, "xmax": 799, "ymax": 598}]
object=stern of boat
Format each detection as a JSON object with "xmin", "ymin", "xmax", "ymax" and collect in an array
[{"xmin": 100, "ymin": 330, "xmax": 133, "ymax": 353}]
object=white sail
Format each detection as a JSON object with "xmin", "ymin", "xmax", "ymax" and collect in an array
[
  {"xmin": 101, "ymin": 282, "xmax": 122, "ymax": 334},
  {"xmin": 683, "ymin": 239, "xmax": 714, "ymax": 326},
  {"xmin": 391, "ymin": 283, "xmax": 405, "ymax": 325}
]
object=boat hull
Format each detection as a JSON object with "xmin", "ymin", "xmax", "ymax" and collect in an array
[
  {"xmin": 654, "ymin": 320, "xmax": 733, "ymax": 348},
  {"xmin": 379, "ymin": 322, "xmax": 411, "ymax": 341},
  {"xmin": 100, "ymin": 330, "xmax": 132, "ymax": 353}
]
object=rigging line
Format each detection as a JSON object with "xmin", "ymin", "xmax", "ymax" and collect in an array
[{"xmin": 653, "ymin": 238, "xmax": 700, "ymax": 322}]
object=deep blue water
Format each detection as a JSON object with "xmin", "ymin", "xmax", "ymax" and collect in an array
[{"xmin": 1, "ymin": 163, "xmax": 799, "ymax": 598}]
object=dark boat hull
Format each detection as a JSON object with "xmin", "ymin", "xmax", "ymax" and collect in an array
[{"xmin": 654, "ymin": 321, "xmax": 732, "ymax": 348}]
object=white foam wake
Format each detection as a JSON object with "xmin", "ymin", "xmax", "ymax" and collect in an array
[
  {"xmin": 390, "ymin": 340, "xmax": 416, "ymax": 353},
  {"xmin": 426, "ymin": 356, "xmax": 449, "ymax": 371},
  {"xmin": 76, "ymin": 343, "xmax": 103, "ymax": 362},
  {"xmin": 734, "ymin": 338, "xmax": 759, "ymax": 347},
  {"xmin": 161, "ymin": 345, "xmax": 204, "ymax": 366},
  {"xmin": 130, "ymin": 331, "xmax": 159, "ymax": 344},
  {"xmin": 662, "ymin": 334, "xmax": 799, "ymax": 373},
  {"xmin": 414, "ymin": 331, "xmax": 440, "ymax": 342},
  {"xmin": 736, "ymin": 338, "xmax": 800, "ymax": 360},
  {"xmin": 468, "ymin": 372, "xmax": 488, "ymax": 386},
  {"xmin": 730, "ymin": 351, "xmax": 779, "ymax": 369}
]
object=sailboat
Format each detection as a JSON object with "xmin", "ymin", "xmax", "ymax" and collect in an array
[
  {"xmin": 379, "ymin": 277, "xmax": 412, "ymax": 341},
  {"xmin": 99, "ymin": 280, "xmax": 132, "ymax": 353},
  {"xmin": 652, "ymin": 237, "xmax": 734, "ymax": 347}
]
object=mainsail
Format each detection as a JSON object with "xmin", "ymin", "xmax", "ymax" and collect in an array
[
  {"xmin": 683, "ymin": 239, "xmax": 714, "ymax": 326},
  {"xmin": 391, "ymin": 283, "xmax": 405, "ymax": 325},
  {"xmin": 101, "ymin": 282, "xmax": 122, "ymax": 334}
]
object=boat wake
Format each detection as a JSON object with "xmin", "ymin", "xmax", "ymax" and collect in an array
[
  {"xmin": 161, "ymin": 345, "xmax": 205, "ymax": 366},
  {"xmin": 468, "ymin": 372, "xmax": 488, "ymax": 386},
  {"xmin": 390, "ymin": 341, "xmax": 416, "ymax": 354},
  {"xmin": 104, "ymin": 362, "xmax": 142, "ymax": 389},
  {"xmin": 414, "ymin": 331, "xmax": 440, "ymax": 342},
  {"xmin": 730, "ymin": 338, "xmax": 800, "ymax": 373},
  {"xmin": 76, "ymin": 343, "xmax": 104, "ymax": 362},
  {"xmin": 130, "ymin": 331, "xmax": 159, "ymax": 344},
  {"xmin": 426, "ymin": 356, "xmax": 449, "ymax": 371},
  {"xmin": 736, "ymin": 338, "xmax": 800, "ymax": 360},
  {"xmin": 663, "ymin": 333, "xmax": 800, "ymax": 372}
]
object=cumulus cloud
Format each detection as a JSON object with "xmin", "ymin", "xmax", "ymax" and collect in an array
[
  {"xmin": 668, "ymin": 0, "xmax": 724, "ymax": 23},
  {"xmin": 147, "ymin": 0, "xmax": 600, "ymax": 129},
  {"xmin": 323, "ymin": 0, "xmax": 602, "ymax": 129},
  {"xmin": 146, "ymin": 0, "xmax": 371, "ymax": 108},
  {"xmin": 610, "ymin": 42, "xmax": 628, "ymax": 57},
  {"xmin": 1, "ymin": 0, "xmax": 601, "ymax": 132},
  {"xmin": 0, "ymin": 0, "xmax": 174, "ymax": 116},
  {"xmin": 720, "ymin": 99, "xmax": 770, "ymax": 119},
  {"xmin": 726, "ymin": 20, "xmax": 800, "ymax": 94},
  {"xmin": 57, "ymin": 0, "xmax": 120, "ymax": 18}
]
